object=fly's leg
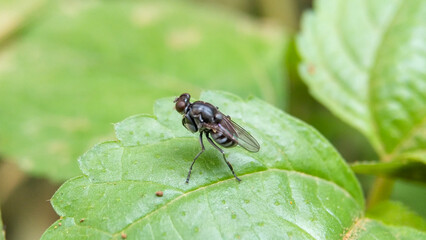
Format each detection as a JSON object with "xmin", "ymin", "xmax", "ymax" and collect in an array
[
  {"xmin": 206, "ymin": 132, "xmax": 241, "ymax": 182},
  {"xmin": 186, "ymin": 132, "xmax": 205, "ymax": 183}
]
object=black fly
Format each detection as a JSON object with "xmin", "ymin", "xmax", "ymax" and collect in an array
[{"xmin": 174, "ymin": 93, "xmax": 260, "ymax": 183}]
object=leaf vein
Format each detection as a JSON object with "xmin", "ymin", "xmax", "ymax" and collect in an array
[
  {"xmin": 167, "ymin": 215, "xmax": 183, "ymax": 240},
  {"xmin": 388, "ymin": 115, "xmax": 426, "ymax": 160},
  {"xmin": 314, "ymin": 180, "xmax": 345, "ymax": 229},
  {"xmin": 336, "ymin": 0, "xmax": 366, "ymax": 72},
  {"xmin": 204, "ymin": 191, "xmax": 225, "ymax": 240},
  {"xmin": 148, "ymin": 222, "xmax": 155, "ymax": 240}
]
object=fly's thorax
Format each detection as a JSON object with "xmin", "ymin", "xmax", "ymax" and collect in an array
[{"xmin": 190, "ymin": 101, "xmax": 219, "ymax": 123}]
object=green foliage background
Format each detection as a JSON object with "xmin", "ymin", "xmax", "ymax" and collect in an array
[{"xmin": 0, "ymin": 0, "xmax": 425, "ymax": 239}]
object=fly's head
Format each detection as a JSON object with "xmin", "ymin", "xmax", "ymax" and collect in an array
[{"xmin": 174, "ymin": 93, "xmax": 191, "ymax": 114}]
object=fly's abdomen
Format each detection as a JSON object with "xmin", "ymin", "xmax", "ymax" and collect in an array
[{"xmin": 211, "ymin": 131, "xmax": 237, "ymax": 148}]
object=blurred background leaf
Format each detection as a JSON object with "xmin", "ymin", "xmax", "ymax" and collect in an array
[
  {"xmin": 391, "ymin": 180, "xmax": 426, "ymax": 218},
  {"xmin": 285, "ymin": 37, "xmax": 377, "ymax": 164},
  {"xmin": 351, "ymin": 158, "xmax": 426, "ymax": 182},
  {"xmin": 0, "ymin": 0, "xmax": 286, "ymax": 181},
  {"xmin": 297, "ymin": 0, "xmax": 426, "ymax": 169},
  {"xmin": 365, "ymin": 200, "xmax": 426, "ymax": 232}
]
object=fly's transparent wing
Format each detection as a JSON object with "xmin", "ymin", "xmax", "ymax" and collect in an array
[{"xmin": 221, "ymin": 117, "xmax": 260, "ymax": 152}]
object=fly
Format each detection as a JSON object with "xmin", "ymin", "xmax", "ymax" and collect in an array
[{"xmin": 174, "ymin": 93, "xmax": 260, "ymax": 183}]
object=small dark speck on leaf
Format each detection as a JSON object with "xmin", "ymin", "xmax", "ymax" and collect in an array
[
  {"xmin": 80, "ymin": 218, "xmax": 85, "ymax": 223},
  {"xmin": 156, "ymin": 191, "xmax": 163, "ymax": 197},
  {"xmin": 121, "ymin": 232, "xmax": 127, "ymax": 239}
]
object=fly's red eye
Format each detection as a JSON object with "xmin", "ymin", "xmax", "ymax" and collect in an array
[{"xmin": 175, "ymin": 101, "xmax": 186, "ymax": 113}]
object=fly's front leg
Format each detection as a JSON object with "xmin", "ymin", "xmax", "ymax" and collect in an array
[
  {"xmin": 186, "ymin": 131, "xmax": 205, "ymax": 183},
  {"xmin": 206, "ymin": 132, "xmax": 241, "ymax": 182},
  {"xmin": 183, "ymin": 112, "xmax": 198, "ymax": 133}
]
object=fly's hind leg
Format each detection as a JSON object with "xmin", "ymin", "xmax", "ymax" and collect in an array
[
  {"xmin": 206, "ymin": 132, "xmax": 241, "ymax": 182},
  {"xmin": 186, "ymin": 131, "xmax": 205, "ymax": 183}
]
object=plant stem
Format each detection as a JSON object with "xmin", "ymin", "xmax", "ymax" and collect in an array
[{"xmin": 366, "ymin": 176, "xmax": 395, "ymax": 209}]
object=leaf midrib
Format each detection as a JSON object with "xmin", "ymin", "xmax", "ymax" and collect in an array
[
  {"xmin": 109, "ymin": 168, "xmax": 360, "ymax": 238},
  {"xmin": 366, "ymin": 0, "xmax": 406, "ymax": 159}
]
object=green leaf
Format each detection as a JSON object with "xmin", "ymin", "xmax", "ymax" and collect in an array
[
  {"xmin": 297, "ymin": 0, "xmax": 426, "ymax": 167},
  {"xmin": 346, "ymin": 219, "xmax": 426, "ymax": 240},
  {"xmin": 351, "ymin": 158, "xmax": 426, "ymax": 182},
  {"xmin": 391, "ymin": 180, "xmax": 426, "ymax": 218},
  {"xmin": 42, "ymin": 91, "xmax": 364, "ymax": 239},
  {"xmin": 0, "ymin": 209, "xmax": 4, "ymax": 240},
  {"xmin": 0, "ymin": 0, "xmax": 285, "ymax": 181},
  {"xmin": 365, "ymin": 200, "xmax": 426, "ymax": 232}
]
